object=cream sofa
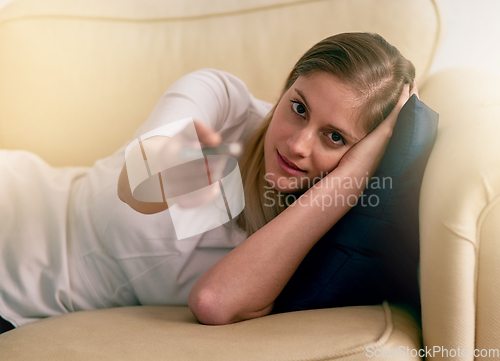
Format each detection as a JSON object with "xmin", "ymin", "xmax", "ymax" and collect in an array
[{"xmin": 1, "ymin": 0, "xmax": 500, "ymax": 360}]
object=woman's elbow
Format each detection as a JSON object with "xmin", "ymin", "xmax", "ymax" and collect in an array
[
  {"xmin": 188, "ymin": 289, "xmax": 235, "ymax": 325},
  {"xmin": 188, "ymin": 289, "xmax": 274, "ymax": 325}
]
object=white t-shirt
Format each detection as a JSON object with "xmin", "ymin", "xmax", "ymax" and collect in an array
[{"xmin": 0, "ymin": 69, "xmax": 274, "ymax": 327}]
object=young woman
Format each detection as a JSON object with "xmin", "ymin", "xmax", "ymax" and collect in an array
[{"xmin": 0, "ymin": 32, "xmax": 417, "ymax": 333}]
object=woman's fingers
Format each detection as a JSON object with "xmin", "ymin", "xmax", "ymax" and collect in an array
[
  {"xmin": 410, "ymin": 79, "xmax": 419, "ymax": 98},
  {"xmin": 192, "ymin": 119, "xmax": 222, "ymax": 148},
  {"xmin": 396, "ymin": 83, "xmax": 411, "ymax": 111},
  {"xmin": 381, "ymin": 83, "xmax": 410, "ymax": 131},
  {"xmin": 135, "ymin": 120, "xmax": 224, "ymax": 209},
  {"xmin": 333, "ymin": 81, "xmax": 415, "ymax": 177}
]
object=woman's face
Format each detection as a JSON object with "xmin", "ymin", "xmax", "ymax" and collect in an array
[{"xmin": 264, "ymin": 71, "xmax": 368, "ymax": 193}]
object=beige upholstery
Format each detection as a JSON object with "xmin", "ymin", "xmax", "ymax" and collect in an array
[
  {"xmin": 419, "ymin": 68, "xmax": 500, "ymax": 359},
  {"xmin": 0, "ymin": 0, "xmax": 441, "ymax": 166},
  {"xmin": 0, "ymin": 303, "xmax": 422, "ymax": 361},
  {"xmin": 3, "ymin": 0, "xmax": 500, "ymax": 360}
]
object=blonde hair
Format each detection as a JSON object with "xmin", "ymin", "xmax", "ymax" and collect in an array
[{"xmin": 237, "ymin": 32, "xmax": 415, "ymax": 236}]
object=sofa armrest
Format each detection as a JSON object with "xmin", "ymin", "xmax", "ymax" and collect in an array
[{"xmin": 419, "ymin": 68, "xmax": 500, "ymax": 356}]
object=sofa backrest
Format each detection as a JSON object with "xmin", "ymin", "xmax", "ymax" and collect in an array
[{"xmin": 0, "ymin": 0, "xmax": 443, "ymax": 166}]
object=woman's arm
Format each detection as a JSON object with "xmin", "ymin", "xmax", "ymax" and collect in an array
[
  {"xmin": 117, "ymin": 163, "xmax": 170, "ymax": 214},
  {"xmin": 117, "ymin": 120, "xmax": 222, "ymax": 214},
  {"xmin": 118, "ymin": 69, "xmax": 258, "ymax": 213},
  {"xmin": 188, "ymin": 84, "xmax": 412, "ymax": 325}
]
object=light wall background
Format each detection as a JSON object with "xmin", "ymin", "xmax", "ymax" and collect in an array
[
  {"xmin": 427, "ymin": 0, "xmax": 500, "ymax": 78},
  {"xmin": 1, "ymin": 0, "xmax": 499, "ymax": 78}
]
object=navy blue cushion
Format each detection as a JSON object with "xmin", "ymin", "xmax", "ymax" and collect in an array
[{"xmin": 271, "ymin": 95, "xmax": 439, "ymax": 318}]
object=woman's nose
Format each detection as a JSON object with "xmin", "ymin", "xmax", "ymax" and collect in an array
[{"xmin": 287, "ymin": 129, "xmax": 312, "ymax": 157}]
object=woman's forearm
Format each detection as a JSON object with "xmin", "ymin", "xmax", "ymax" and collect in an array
[{"xmin": 188, "ymin": 167, "xmax": 373, "ymax": 325}]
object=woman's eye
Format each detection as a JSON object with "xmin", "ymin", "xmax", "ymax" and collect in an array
[
  {"xmin": 290, "ymin": 101, "xmax": 307, "ymax": 117},
  {"xmin": 327, "ymin": 132, "xmax": 345, "ymax": 146}
]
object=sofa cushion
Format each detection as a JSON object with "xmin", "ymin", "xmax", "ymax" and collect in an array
[
  {"xmin": 272, "ymin": 95, "xmax": 439, "ymax": 319},
  {"xmin": 0, "ymin": 303, "xmax": 421, "ymax": 361}
]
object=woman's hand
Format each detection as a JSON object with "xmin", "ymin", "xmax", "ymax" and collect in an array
[
  {"xmin": 192, "ymin": 119, "xmax": 222, "ymax": 148},
  {"xmin": 119, "ymin": 119, "xmax": 225, "ymax": 213},
  {"xmin": 308, "ymin": 81, "xmax": 417, "ymax": 202},
  {"xmin": 334, "ymin": 82, "xmax": 417, "ymax": 179},
  {"xmin": 142, "ymin": 119, "xmax": 225, "ymax": 208}
]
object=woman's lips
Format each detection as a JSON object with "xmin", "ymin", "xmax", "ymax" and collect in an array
[{"xmin": 277, "ymin": 150, "xmax": 306, "ymax": 175}]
